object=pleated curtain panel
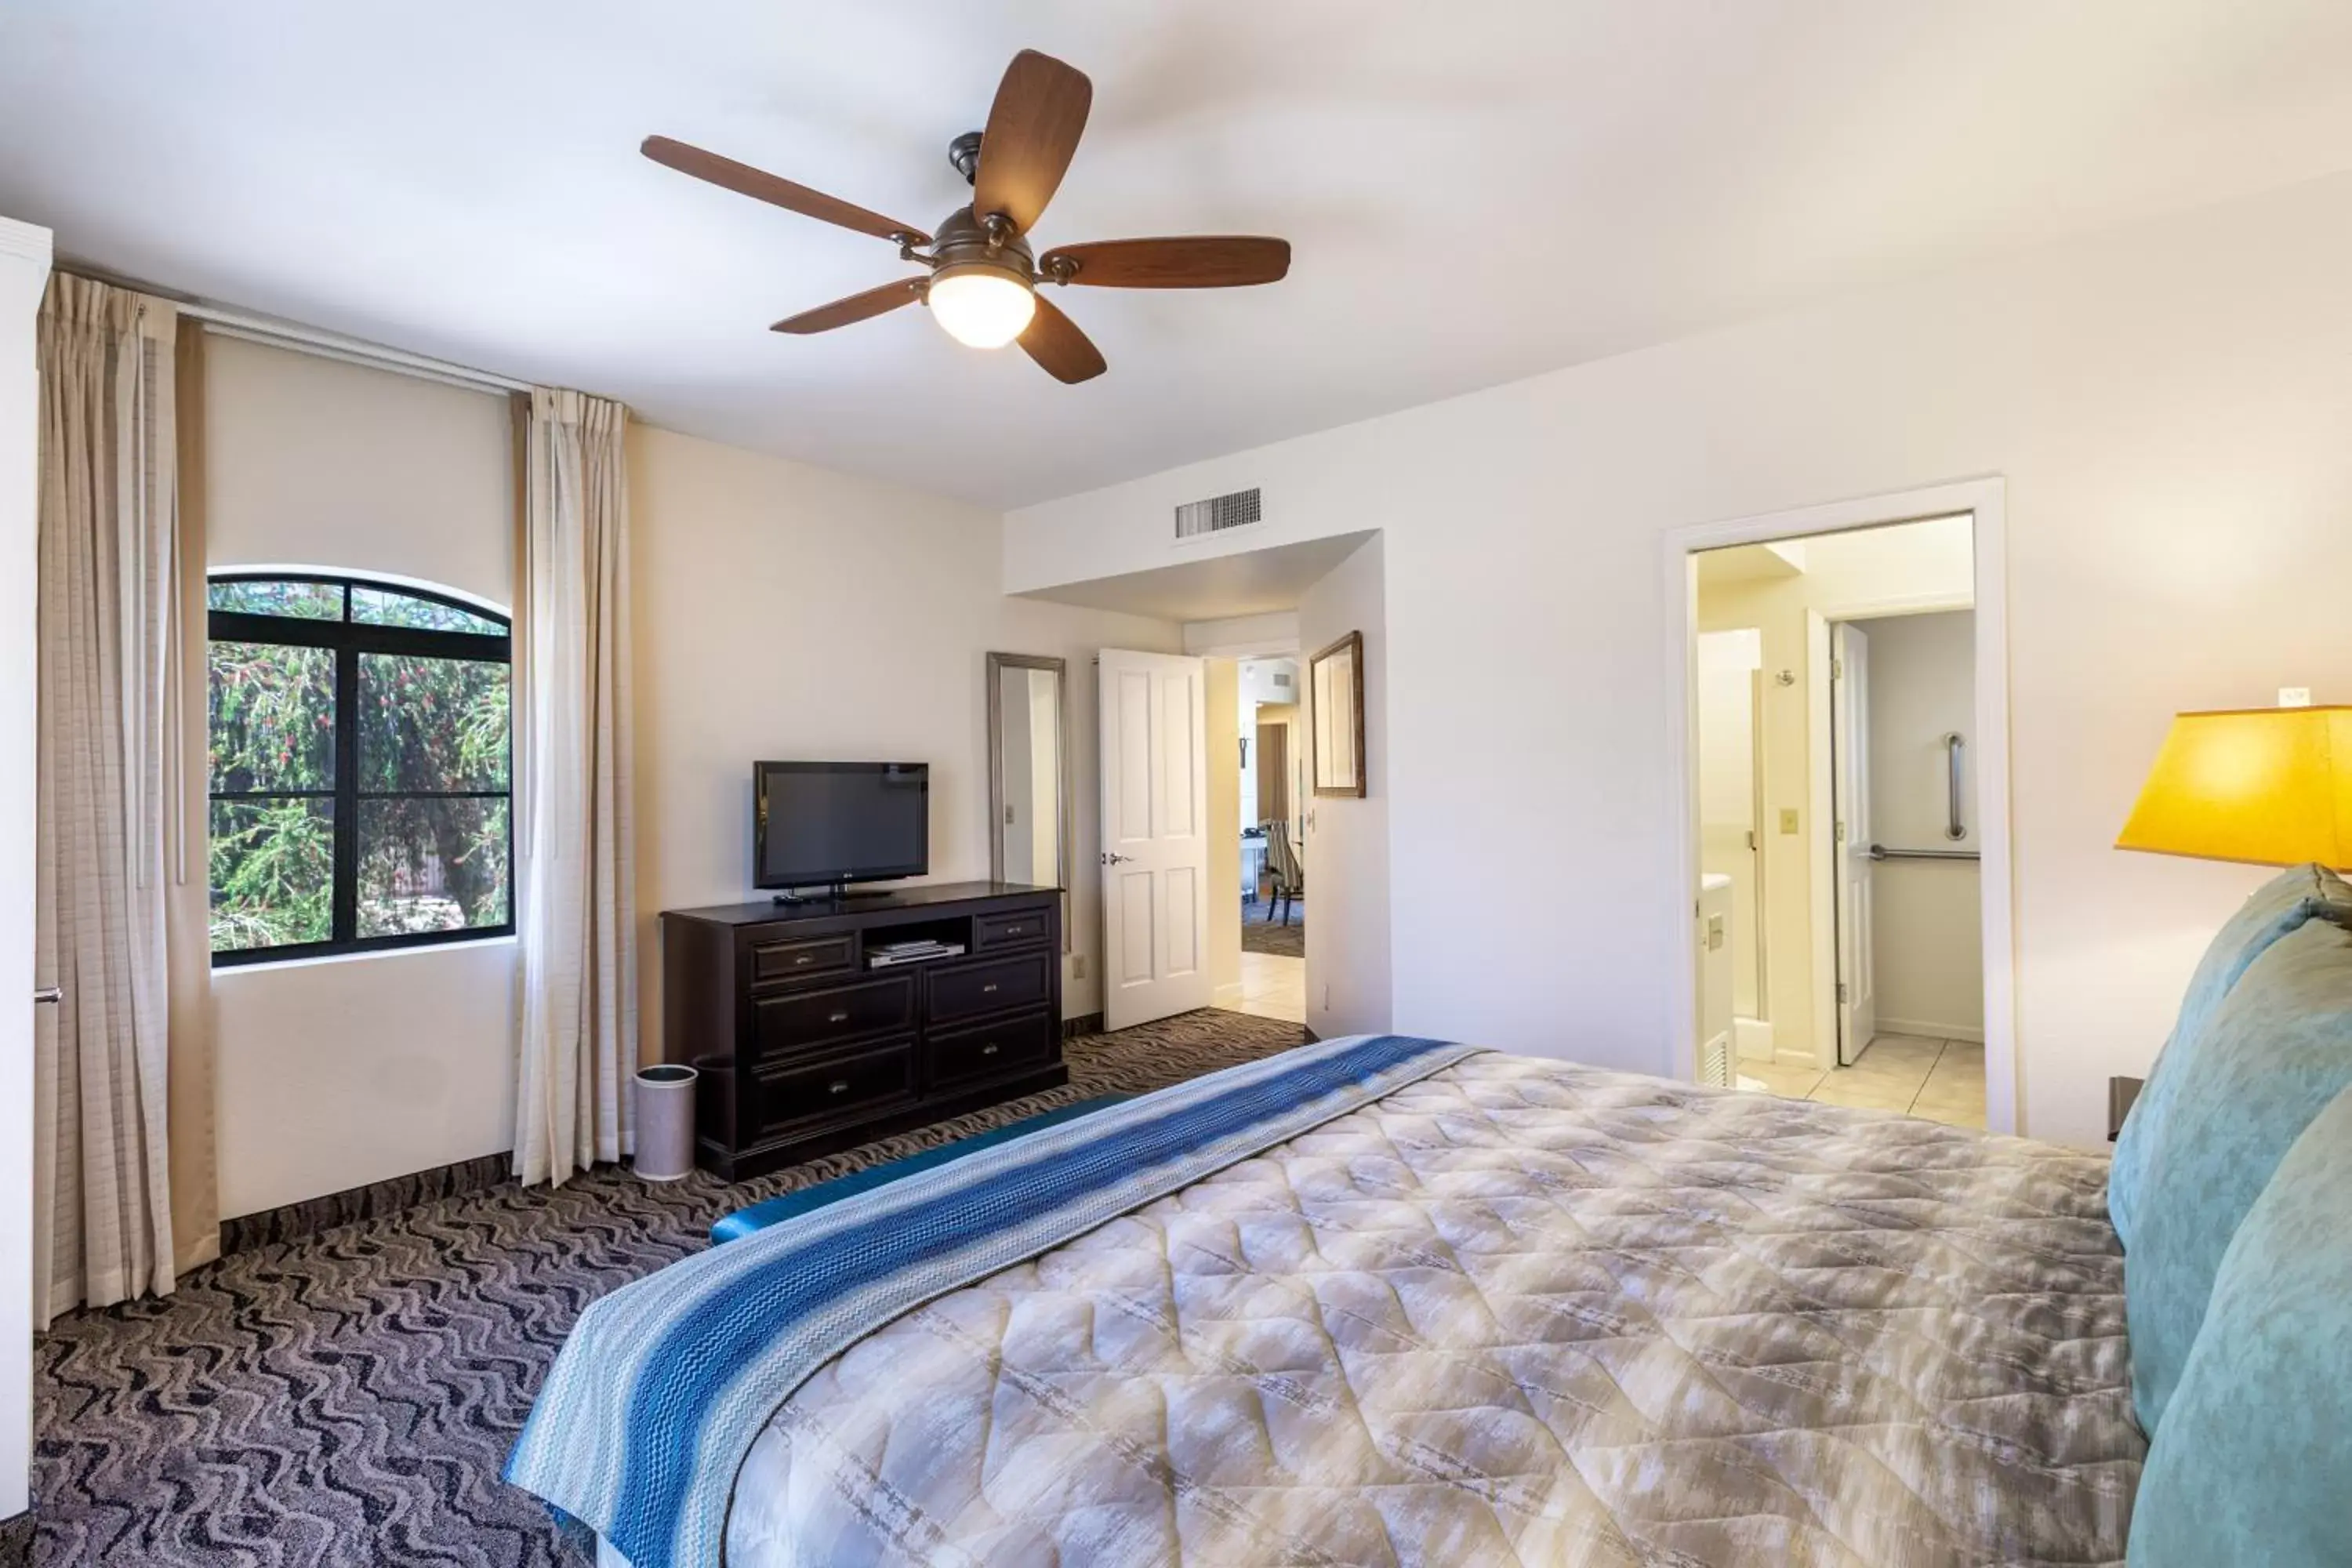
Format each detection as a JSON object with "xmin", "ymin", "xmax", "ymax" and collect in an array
[
  {"xmin": 33, "ymin": 272, "xmax": 220, "ymax": 1326},
  {"xmin": 512, "ymin": 387, "xmax": 638, "ymax": 1188}
]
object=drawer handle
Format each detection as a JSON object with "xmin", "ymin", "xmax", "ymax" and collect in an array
[
  {"xmin": 1004, "ymin": 925, "xmax": 1025, "ymax": 936},
  {"xmin": 794, "ymin": 953, "xmax": 813, "ymax": 966},
  {"xmin": 981, "ymin": 1043, "xmax": 1000, "ymax": 1056},
  {"xmin": 982, "ymin": 983, "xmax": 999, "ymax": 994},
  {"xmin": 827, "ymin": 1010, "xmax": 851, "ymax": 1024},
  {"xmin": 829, "ymin": 1080, "xmax": 851, "ymax": 1095}
]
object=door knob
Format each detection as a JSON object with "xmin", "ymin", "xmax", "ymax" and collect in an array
[
  {"xmin": 1101, "ymin": 852, "xmax": 1132, "ymax": 866},
  {"xmin": 34, "ymin": 987, "xmax": 61, "ymax": 1006}
]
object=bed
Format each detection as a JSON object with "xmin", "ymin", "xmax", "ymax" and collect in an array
[{"xmin": 509, "ymin": 1034, "xmax": 2140, "ymax": 1567}]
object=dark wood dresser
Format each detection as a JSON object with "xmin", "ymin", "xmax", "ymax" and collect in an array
[{"xmin": 659, "ymin": 881, "xmax": 1066, "ymax": 1180}]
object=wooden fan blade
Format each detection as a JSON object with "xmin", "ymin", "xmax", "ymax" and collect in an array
[
  {"xmin": 771, "ymin": 278, "xmax": 927, "ymax": 335},
  {"xmin": 973, "ymin": 50, "xmax": 1092, "ymax": 234},
  {"xmin": 643, "ymin": 136, "xmax": 930, "ymax": 245},
  {"xmin": 1018, "ymin": 294, "xmax": 1106, "ymax": 383},
  {"xmin": 1040, "ymin": 236, "xmax": 1291, "ymax": 289}
]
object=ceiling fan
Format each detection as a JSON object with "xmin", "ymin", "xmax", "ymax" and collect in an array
[{"xmin": 642, "ymin": 49, "xmax": 1291, "ymax": 384}]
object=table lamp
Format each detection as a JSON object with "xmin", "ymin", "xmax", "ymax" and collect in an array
[{"xmin": 2116, "ymin": 705, "xmax": 2352, "ymax": 869}]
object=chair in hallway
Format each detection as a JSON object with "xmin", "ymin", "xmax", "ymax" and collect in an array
[{"xmin": 1264, "ymin": 819, "xmax": 1304, "ymax": 927}]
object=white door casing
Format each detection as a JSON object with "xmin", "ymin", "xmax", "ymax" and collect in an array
[
  {"xmin": 1831, "ymin": 621, "xmax": 1877, "ymax": 1064},
  {"xmin": 1098, "ymin": 649, "xmax": 1211, "ymax": 1030}
]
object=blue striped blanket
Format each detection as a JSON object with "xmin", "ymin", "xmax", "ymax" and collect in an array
[{"xmin": 504, "ymin": 1033, "xmax": 1482, "ymax": 1568}]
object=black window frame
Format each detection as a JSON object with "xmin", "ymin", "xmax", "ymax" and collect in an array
[{"xmin": 208, "ymin": 571, "xmax": 514, "ymax": 967}]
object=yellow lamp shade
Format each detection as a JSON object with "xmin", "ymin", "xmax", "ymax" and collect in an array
[{"xmin": 2117, "ymin": 706, "xmax": 2352, "ymax": 869}]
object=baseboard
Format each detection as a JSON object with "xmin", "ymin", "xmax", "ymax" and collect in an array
[
  {"xmin": 1733, "ymin": 1017, "xmax": 1774, "ymax": 1061},
  {"xmin": 1060, "ymin": 1011, "xmax": 1105, "ymax": 1040},
  {"xmin": 1877, "ymin": 1018, "xmax": 1985, "ymax": 1044},
  {"xmin": 218, "ymin": 1150, "xmax": 514, "ymax": 1258}
]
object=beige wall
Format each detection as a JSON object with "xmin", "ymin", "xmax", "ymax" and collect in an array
[
  {"xmin": 201, "ymin": 336, "xmax": 517, "ymax": 1219},
  {"xmin": 198, "ymin": 343, "xmax": 1181, "ymax": 1218},
  {"xmin": 1004, "ymin": 174, "xmax": 2352, "ymax": 1146},
  {"xmin": 1300, "ymin": 534, "xmax": 1390, "ymax": 1038},
  {"xmin": 628, "ymin": 423, "xmax": 1182, "ymax": 1051},
  {"xmin": 1693, "ymin": 628, "xmax": 1761, "ymax": 1019}
]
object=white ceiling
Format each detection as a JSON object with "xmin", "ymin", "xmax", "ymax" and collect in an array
[{"xmin": 7, "ymin": 2, "xmax": 2352, "ymax": 510}]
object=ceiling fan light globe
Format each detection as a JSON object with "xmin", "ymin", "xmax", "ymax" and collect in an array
[{"xmin": 927, "ymin": 267, "xmax": 1036, "ymax": 349}]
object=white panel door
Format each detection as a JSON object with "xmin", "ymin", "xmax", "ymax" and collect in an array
[
  {"xmin": 1832, "ymin": 621, "xmax": 1877, "ymax": 1065},
  {"xmin": 1098, "ymin": 649, "xmax": 1211, "ymax": 1031}
]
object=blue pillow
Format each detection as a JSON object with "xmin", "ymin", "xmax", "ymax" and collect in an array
[
  {"xmin": 2125, "ymin": 916, "xmax": 2352, "ymax": 1432},
  {"xmin": 2128, "ymin": 1084, "xmax": 2352, "ymax": 1565},
  {"xmin": 2109, "ymin": 863, "xmax": 2352, "ymax": 1249}
]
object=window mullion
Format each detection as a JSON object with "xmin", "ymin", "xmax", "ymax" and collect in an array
[{"xmin": 332, "ymin": 642, "xmax": 360, "ymax": 943}]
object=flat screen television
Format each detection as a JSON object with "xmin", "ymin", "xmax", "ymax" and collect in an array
[{"xmin": 753, "ymin": 761, "xmax": 929, "ymax": 891}]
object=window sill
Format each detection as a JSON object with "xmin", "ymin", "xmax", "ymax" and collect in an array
[{"xmin": 211, "ymin": 933, "xmax": 517, "ymax": 976}]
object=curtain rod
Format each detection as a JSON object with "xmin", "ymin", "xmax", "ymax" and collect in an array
[
  {"xmin": 182, "ymin": 301, "xmax": 532, "ymax": 396},
  {"xmin": 56, "ymin": 260, "xmax": 532, "ymax": 397}
]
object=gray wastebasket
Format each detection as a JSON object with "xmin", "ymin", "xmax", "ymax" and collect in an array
[{"xmin": 633, "ymin": 1064, "xmax": 699, "ymax": 1181}]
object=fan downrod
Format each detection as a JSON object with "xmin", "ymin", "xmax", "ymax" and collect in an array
[{"xmin": 947, "ymin": 131, "xmax": 983, "ymax": 186}]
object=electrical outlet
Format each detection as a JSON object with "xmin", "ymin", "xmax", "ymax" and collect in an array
[
  {"xmin": 2281, "ymin": 687, "xmax": 2313, "ymax": 708},
  {"xmin": 1070, "ymin": 953, "xmax": 1087, "ymax": 980},
  {"xmin": 1779, "ymin": 808, "xmax": 1800, "ymax": 835}
]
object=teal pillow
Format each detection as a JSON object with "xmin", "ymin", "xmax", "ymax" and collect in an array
[
  {"xmin": 2128, "ymin": 1084, "xmax": 2352, "ymax": 1565},
  {"xmin": 2125, "ymin": 916, "xmax": 2352, "ymax": 1432},
  {"xmin": 2109, "ymin": 863, "xmax": 2352, "ymax": 1250}
]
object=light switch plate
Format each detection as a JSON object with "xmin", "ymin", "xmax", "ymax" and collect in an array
[{"xmin": 1779, "ymin": 808, "xmax": 1800, "ymax": 835}]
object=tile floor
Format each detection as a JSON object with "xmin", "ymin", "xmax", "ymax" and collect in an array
[
  {"xmin": 1739, "ymin": 1033, "xmax": 1987, "ymax": 1129},
  {"xmin": 1234, "ymin": 950, "xmax": 1306, "ymax": 1025}
]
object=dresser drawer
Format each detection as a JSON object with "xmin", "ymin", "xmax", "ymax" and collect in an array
[
  {"xmin": 974, "ymin": 908, "xmax": 1051, "ymax": 951},
  {"xmin": 750, "ymin": 1041, "xmax": 917, "ymax": 1139},
  {"xmin": 927, "ymin": 1010, "xmax": 1057, "ymax": 1090},
  {"xmin": 927, "ymin": 951, "xmax": 1051, "ymax": 1024},
  {"xmin": 750, "ymin": 933, "xmax": 856, "ymax": 984},
  {"xmin": 752, "ymin": 973, "xmax": 916, "ymax": 1059}
]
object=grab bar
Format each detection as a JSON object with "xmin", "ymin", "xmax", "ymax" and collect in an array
[
  {"xmin": 1944, "ymin": 731, "xmax": 1966, "ymax": 840},
  {"xmin": 1868, "ymin": 844, "xmax": 1980, "ymax": 862}
]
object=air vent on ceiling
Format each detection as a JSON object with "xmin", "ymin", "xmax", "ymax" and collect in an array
[{"xmin": 1174, "ymin": 487, "xmax": 1262, "ymax": 539}]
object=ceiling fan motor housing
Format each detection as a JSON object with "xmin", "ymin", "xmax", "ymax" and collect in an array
[{"xmin": 928, "ymin": 205, "xmax": 1036, "ymax": 286}]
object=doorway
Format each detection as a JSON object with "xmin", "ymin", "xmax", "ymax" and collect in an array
[
  {"xmin": 1236, "ymin": 658, "xmax": 1306, "ymax": 1023},
  {"xmin": 1675, "ymin": 489, "xmax": 2013, "ymax": 1132}
]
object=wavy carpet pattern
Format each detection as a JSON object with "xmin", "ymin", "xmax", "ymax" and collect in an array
[{"xmin": 33, "ymin": 1010, "xmax": 1306, "ymax": 1568}]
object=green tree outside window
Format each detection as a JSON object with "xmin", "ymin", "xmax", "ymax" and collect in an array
[{"xmin": 207, "ymin": 575, "xmax": 512, "ymax": 960}]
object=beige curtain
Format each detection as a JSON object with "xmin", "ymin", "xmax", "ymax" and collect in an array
[
  {"xmin": 168, "ymin": 320, "xmax": 220, "ymax": 1269},
  {"xmin": 512, "ymin": 387, "xmax": 637, "ymax": 1187},
  {"xmin": 33, "ymin": 272, "xmax": 214, "ymax": 1320}
]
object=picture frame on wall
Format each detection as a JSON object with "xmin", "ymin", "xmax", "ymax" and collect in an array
[{"xmin": 1308, "ymin": 630, "xmax": 1366, "ymax": 797}]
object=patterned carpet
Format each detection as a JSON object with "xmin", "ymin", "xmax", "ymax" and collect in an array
[
  {"xmin": 1240, "ymin": 896, "xmax": 1303, "ymax": 958},
  {"xmin": 31, "ymin": 1010, "xmax": 1307, "ymax": 1567}
]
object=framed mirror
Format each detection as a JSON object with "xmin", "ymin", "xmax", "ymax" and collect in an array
[
  {"xmin": 1309, "ymin": 630, "xmax": 1366, "ymax": 797},
  {"xmin": 986, "ymin": 652, "xmax": 1073, "ymax": 950}
]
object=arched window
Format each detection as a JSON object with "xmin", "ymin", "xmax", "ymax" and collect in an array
[{"xmin": 207, "ymin": 573, "xmax": 512, "ymax": 963}]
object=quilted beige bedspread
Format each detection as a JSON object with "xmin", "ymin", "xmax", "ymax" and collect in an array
[{"xmin": 724, "ymin": 1054, "xmax": 2141, "ymax": 1566}]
